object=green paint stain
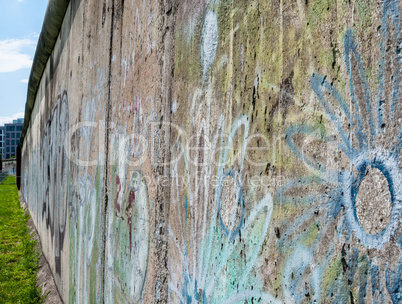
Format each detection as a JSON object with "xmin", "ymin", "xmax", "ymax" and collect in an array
[
  {"xmin": 307, "ymin": 0, "xmax": 335, "ymax": 31},
  {"xmin": 301, "ymin": 223, "xmax": 320, "ymax": 247},
  {"xmin": 322, "ymin": 257, "xmax": 343, "ymax": 295}
]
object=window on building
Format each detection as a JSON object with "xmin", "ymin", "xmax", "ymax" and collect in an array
[
  {"xmin": 6, "ymin": 140, "xmax": 9, "ymax": 145},
  {"xmin": 11, "ymin": 133, "xmax": 15, "ymax": 138},
  {"xmin": 11, "ymin": 147, "xmax": 15, "ymax": 153},
  {"xmin": 6, "ymin": 147, "xmax": 10, "ymax": 153},
  {"xmin": 11, "ymin": 140, "xmax": 15, "ymax": 145},
  {"xmin": 0, "ymin": 136, "xmax": 2, "ymax": 141},
  {"xmin": 6, "ymin": 133, "xmax": 10, "ymax": 138},
  {"xmin": 6, "ymin": 154, "xmax": 10, "ymax": 159},
  {"xmin": 16, "ymin": 126, "xmax": 22, "ymax": 131}
]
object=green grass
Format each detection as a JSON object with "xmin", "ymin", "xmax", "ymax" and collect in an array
[{"xmin": 0, "ymin": 176, "xmax": 42, "ymax": 303}]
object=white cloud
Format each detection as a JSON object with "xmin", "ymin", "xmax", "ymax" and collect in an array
[
  {"xmin": 0, "ymin": 38, "xmax": 36, "ymax": 73},
  {"xmin": 20, "ymin": 79, "xmax": 29, "ymax": 83},
  {"xmin": 0, "ymin": 112, "xmax": 25, "ymax": 127}
]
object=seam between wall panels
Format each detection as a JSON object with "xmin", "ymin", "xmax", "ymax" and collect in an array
[
  {"xmin": 101, "ymin": 0, "xmax": 115, "ymax": 302},
  {"xmin": 155, "ymin": 0, "xmax": 176, "ymax": 302}
]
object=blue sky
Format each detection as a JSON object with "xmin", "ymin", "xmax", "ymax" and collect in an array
[{"xmin": 0, "ymin": 0, "xmax": 48, "ymax": 126}]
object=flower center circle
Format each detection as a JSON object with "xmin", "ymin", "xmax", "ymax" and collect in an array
[
  {"xmin": 355, "ymin": 167, "xmax": 392, "ymax": 235},
  {"xmin": 344, "ymin": 149, "xmax": 402, "ymax": 249}
]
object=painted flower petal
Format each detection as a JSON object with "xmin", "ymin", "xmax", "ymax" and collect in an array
[
  {"xmin": 344, "ymin": 29, "xmax": 374, "ymax": 147},
  {"xmin": 202, "ymin": 194, "xmax": 275, "ymax": 301},
  {"xmin": 286, "ymin": 124, "xmax": 329, "ymax": 175},
  {"xmin": 310, "ymin": 73, "xmax": 354, "ymax": 157},
  {"xmin": 283, "ymin": 245, "xmax": 322, "ymax": 304},
  {"xmin": 377, "ymin": 0, "xmax": 401, "ymax": 128},
  {"xmin": 386, "ymin": 257, "xmax": 402, "ymax": 303}
]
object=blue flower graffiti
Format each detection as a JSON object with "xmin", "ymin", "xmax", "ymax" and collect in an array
[
  {"xmin": 280, "ymin": 0, "xmax": 401, "ymax": 302},
  {"xmin": 169, "ymin": 114, "xmax": 279, "ymax": 303}
]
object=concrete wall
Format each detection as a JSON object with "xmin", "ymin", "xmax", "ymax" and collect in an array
[
  {"xmin": 21, "ymin": 0, "xmax": 401, "ymax": 303},
  {"xmin": 3, "ymin": 159, "xmax": 17, "ymax": 175}
]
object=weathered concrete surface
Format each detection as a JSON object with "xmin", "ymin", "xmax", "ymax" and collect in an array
[{"xmin": 21, "ymin": 0, "xmax": 401, "ymax": 303}]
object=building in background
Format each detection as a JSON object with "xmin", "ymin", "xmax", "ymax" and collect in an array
[
  {"xmin": 0, "ymin": 126, "xmax": 4, "ymax": 159},
  {"xmin": 3, "ymin": 118, "xmax": 23, "ymax": 159}
]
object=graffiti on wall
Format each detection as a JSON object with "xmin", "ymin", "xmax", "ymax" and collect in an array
[
  {"xmin": 169, "ymin": 118, "xmax": 277, "ymax": 303},
  {"xmin": 38, "ymin": 90, "xmax": 70, "ymax": 278},
  {"xmin": 67, "ymin": 66, "xmax": 109, "ymax": 303},
  {"xmin": 280, "ymin": 0, "xmax": 402, "ymax": 302},
  {"xmin": 68, "ymin": 170, "xmax": 104, "ymax": 304},
  {"xmin": 168, "ymin": 79, "xmax": 278, "ymax": 303},
  {"xmin": 20, "ymin": 0, "xmax": 401, "ymax": 302},
  {"xmin": 170, "ymin": 0, "xmax": 402, "ymax": 302},
  {"xmin": 104, "ymin": 126, "xmax": 150, "ymax": 303}
]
